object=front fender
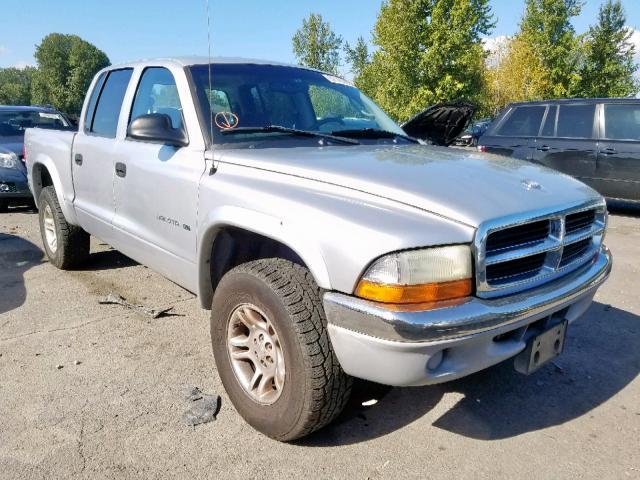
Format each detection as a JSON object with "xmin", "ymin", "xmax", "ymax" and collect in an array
[{"xmin": 197, "ymin": 205, "xmax": 332, "ymax": 309}]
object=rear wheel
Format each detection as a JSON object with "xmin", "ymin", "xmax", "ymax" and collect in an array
[
  {"xmin": 211, "ymin": 258, "xmax": 352, "ymax": 441},
  {"xmin": 38, "ymin": 186, "xmax": 90, "ymax": 269}
]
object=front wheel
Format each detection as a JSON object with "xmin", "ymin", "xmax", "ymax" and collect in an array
[
  {"xmin": 38, "ymin": 186, "xmax": 90, "ymax": 269},
  {"xmin": 211, "ymin": 259, "xmax": 352, "ymax": 441}
]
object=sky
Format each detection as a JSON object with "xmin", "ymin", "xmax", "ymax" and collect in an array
[{"xmin": 1, "ymin": 0, "xmax": 639, "ymax": 70}]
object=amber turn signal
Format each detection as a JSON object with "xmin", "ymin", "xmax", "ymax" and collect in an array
[{"xmin": 355, "ymin": 278, "xmax": 473, "ymax": 304}]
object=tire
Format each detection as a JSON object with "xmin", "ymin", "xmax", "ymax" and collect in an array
[
  {"xmin": 211, "ymin": 258, "xmax": 352, "ymax": 441},
  {"xmin": 0, "ymin": 199, "xmax": 8, "ymax": 213},
  {"xmin": 38, "ymin": 186, "xmax": 90, "ymax": 269}
]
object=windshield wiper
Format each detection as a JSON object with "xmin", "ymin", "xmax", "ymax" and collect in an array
[
  {"xmin": 220, "ymin": 125, "xmax": 360, "ymax": 145},
  {"xmin": 330, "ymin": 128, "xmax": 419, "ymax": 143}
]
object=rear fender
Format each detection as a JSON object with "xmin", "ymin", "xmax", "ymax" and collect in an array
[{"xmin": 30, "ymin": 155, "xmax": 79, "ymax": 225}]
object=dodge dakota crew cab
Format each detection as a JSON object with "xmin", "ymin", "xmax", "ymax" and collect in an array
[{"xmin": 25, "ymin": 58, "xmax": 612, "ymax": 441}]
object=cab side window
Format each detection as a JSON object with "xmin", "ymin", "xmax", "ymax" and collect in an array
[
  {"xmin": 83, "ymin": 72, "xmax": 106, "ymax": 134},
  {"xmin": 90, "ymin": 69, "xmax": 133, "ymax": 138},
  {"xmin": 603, "ymin": 104, "xmax": 640, "ymax": 140},
  {"xmin": 496, "ymin": 106, "xmax": 545, "ymax": 136},
  {"xmin": 556, "ymin": 104, "xmax": 596, "ymax": 138},
  {"xmin": 130, "ymin": 67, "xmax": 184, "ymax": 130}
]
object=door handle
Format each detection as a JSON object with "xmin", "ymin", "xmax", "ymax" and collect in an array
[
  {"xmin": 537, "ymin": 145, "xmax": 550, "ymax": 152},
  {"xmin": 74, "ymin": 153, "xmax": 83, "ymax": 165},
  {"xmin": 600, "ymin": 148, "xmax": 617, "ymax": 155},
  {"xmin": 115, "ymin": 162, "xmax": 127, "ymax": 177}
]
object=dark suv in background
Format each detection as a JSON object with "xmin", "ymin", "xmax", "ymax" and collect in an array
[{"xmin": 479, "ymin": 98, "xmax": 640, "ymax": 202}]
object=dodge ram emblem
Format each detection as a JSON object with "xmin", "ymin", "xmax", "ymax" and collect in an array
[{"xmin": 521, "ymin": 179, "xmax": 542, "ymax": 191}]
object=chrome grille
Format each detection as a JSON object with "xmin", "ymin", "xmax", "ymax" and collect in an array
[
  {"xmin": 474, "ymin": 200, "xmax": 607, "ymax": 298},
  {"xmin": 565, "ymin": 210, "xmax": 596, "ymax": 234},
  {"xmin": 485, "ymin": 219, "xmax": 550, "ymax": 253}
]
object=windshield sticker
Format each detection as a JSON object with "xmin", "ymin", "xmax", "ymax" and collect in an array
[
  {"xmin": 38, "ymin": 113, "xmax": 61, "ymax": 119},
  {"xmin": 214, "ymin": 111, "xmax": 239, "ymax": 130},
  {"xmin": 322, "ymin": 74, "xmax": 353, "ymax": 87}
]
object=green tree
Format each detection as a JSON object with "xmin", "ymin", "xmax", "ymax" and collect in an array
[
  {"xmin": 31, "ymin": 33, "xmax": 110, "ymax": 115},
  {"xmin": 292, "ymin": 13, "xmax": 343, "ymax": 73},
  {"xmin": 358, "ymin": 0, "xmax": 495, "ymax": 121},
  {"xmin": 485, "ymin": 36, "xmax": 551, "ymax": 113},
  {"xmin": 577, "ymin": 0, "xmax": 638, "ymax": 97},
  {"xmin": 0, "ymin": 67, "xmax": 35, "ymax": 105},
  {"xmin": 518, "ymin": 0, "xmax": 582, "ymax": 98},
  {"xmin": 344, "ymin": 36, "xmax": 371, "ymax": 78}
]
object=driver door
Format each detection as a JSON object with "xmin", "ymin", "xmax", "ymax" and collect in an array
[{"xmin": 111, "ymin": 66, "xmax": 205, "ymax": 280}]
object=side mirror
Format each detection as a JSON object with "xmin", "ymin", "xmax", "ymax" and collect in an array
[{"xmin": 127, "ymin": 113, "xmax": 188, "ymax": 147}]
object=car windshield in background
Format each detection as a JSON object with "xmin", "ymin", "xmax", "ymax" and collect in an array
[
  {"xmin": 0, "ymin": 110, "xmax": 71, "ymax": 137},
  {"xmin": 189, "ymin": 63, "xmax": 408, "ymax": 146}
]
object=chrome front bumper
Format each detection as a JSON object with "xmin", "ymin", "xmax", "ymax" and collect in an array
[{"xmin": 323, "ymin": 247, "xmax": 612, "ymax": 386}]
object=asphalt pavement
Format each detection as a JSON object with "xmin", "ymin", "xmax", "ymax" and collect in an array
[{"xmin": 1, "ymin": 203, "xmax": 639, "ymax": 479}]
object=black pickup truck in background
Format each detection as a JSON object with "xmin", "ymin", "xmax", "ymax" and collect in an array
[{"xmin": 479, "ymin": 98, "xmax": 640, "ymax": 203}]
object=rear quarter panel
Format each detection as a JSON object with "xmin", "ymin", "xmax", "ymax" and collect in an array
[{"xmin": 25, "ymin": 128, "xmax": 79, "ymax": 224}]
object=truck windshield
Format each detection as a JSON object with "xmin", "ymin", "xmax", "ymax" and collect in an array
[
  {"xmin": 188, "ymin": 63, "xmax": 407, "ymax": 146},
  {"xmin": 0, "ymin": 110, "xmax": 71, "ymax": 138}
]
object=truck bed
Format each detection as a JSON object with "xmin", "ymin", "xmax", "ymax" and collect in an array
[{"xmin": 24, "ymin": 127, "xmax": 77, "ymax": 212}]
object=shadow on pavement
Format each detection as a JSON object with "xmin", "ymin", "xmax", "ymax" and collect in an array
[
  {"xmin": 301, "ymin": 302, "xmax": 639, "ymax": 446},
  {"xmin": 81, "ymin": 249, "xmax": 138, "ymax": 271},
  {"xmin": 0, "ymin": 233, "xmax": 44, "ymax": 315}
]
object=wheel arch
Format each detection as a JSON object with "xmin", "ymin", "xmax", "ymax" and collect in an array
[
  {"xmin": 30, "ymin": 157, "xmax": 78, "ymax": 224},
  {"xmin": 197, "ymin": 206, "xmax": 332, "ymax": 309}
]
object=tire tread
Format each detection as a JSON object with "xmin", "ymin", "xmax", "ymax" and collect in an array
[
  {"xmin": 39, "ymin": 186, "xmax": 89, "ymax": 269},
  {"xmin": 229, "ymin": 258, "xmax": 352, "ymax": 440}
]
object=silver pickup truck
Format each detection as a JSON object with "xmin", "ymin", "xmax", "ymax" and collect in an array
[{"xmin": 25, "ymin": 57, "xmax": 612, "ymax": 441}]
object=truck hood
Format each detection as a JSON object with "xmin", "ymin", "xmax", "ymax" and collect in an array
[{"xmin": 217, "ymin": 144, "xmax": 601, "ymax": 228}]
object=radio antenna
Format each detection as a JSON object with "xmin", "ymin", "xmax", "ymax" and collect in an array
[{"xmin": 206, "ymin": 0, "xmax": 214, "ymax": 147}]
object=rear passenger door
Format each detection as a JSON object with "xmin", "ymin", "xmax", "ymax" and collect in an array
[
  {"xmin": 531, "ymin": 103, "xmax": 598, "ymax": 187},
  {"xmin": 596, "ymin": 103, "xmax": 640, "ymax": 201},
  {"xmin": 481, "ymin": 105, "xmax": 545, "ymax": 160},
  {"xmin": 72, "ymin": 68, "xmax": 133, "ymax": 243}
]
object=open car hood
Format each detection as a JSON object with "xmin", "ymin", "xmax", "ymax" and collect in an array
[{"xmin": 401, "ymin": 102, "xmax": 475, "ymax": 146}]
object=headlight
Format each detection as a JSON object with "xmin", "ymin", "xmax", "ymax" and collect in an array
[
  {"xmin": 0, "ymin": 152, "xmax": 18, "ymax": 169},
  {"xmin": 355, "ymin": 245, "xmax": 473, "ymax": 304}
]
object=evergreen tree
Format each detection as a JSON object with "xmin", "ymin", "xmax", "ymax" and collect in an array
[
  {"xmin": 292, "ymin": 13, "xmax": 343, "ymax": 74},
  {"xmin": 344, "ymin": 36, "xmax": 371, "ymax": 78},
  {"xmin": 577, "ymin": 0, "xmax": 638, "ymax": 97},
  {"xmin": 518, "ymin": 0, "xmax": 582, "ymax": 98}
]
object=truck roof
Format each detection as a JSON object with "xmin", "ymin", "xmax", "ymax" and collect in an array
[{"xmin": 108, "ymin": 56, "xmax": 299, "ymax": 70}]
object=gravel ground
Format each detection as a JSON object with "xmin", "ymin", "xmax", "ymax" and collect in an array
[{"xmin": 1, "ymin": 203, "xmax": 639, "ymax": 480}]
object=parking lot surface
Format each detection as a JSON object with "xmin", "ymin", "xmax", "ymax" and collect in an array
[{"xmin": 1, "ymin": 204, "xmax": 639, "ymax": 479}]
